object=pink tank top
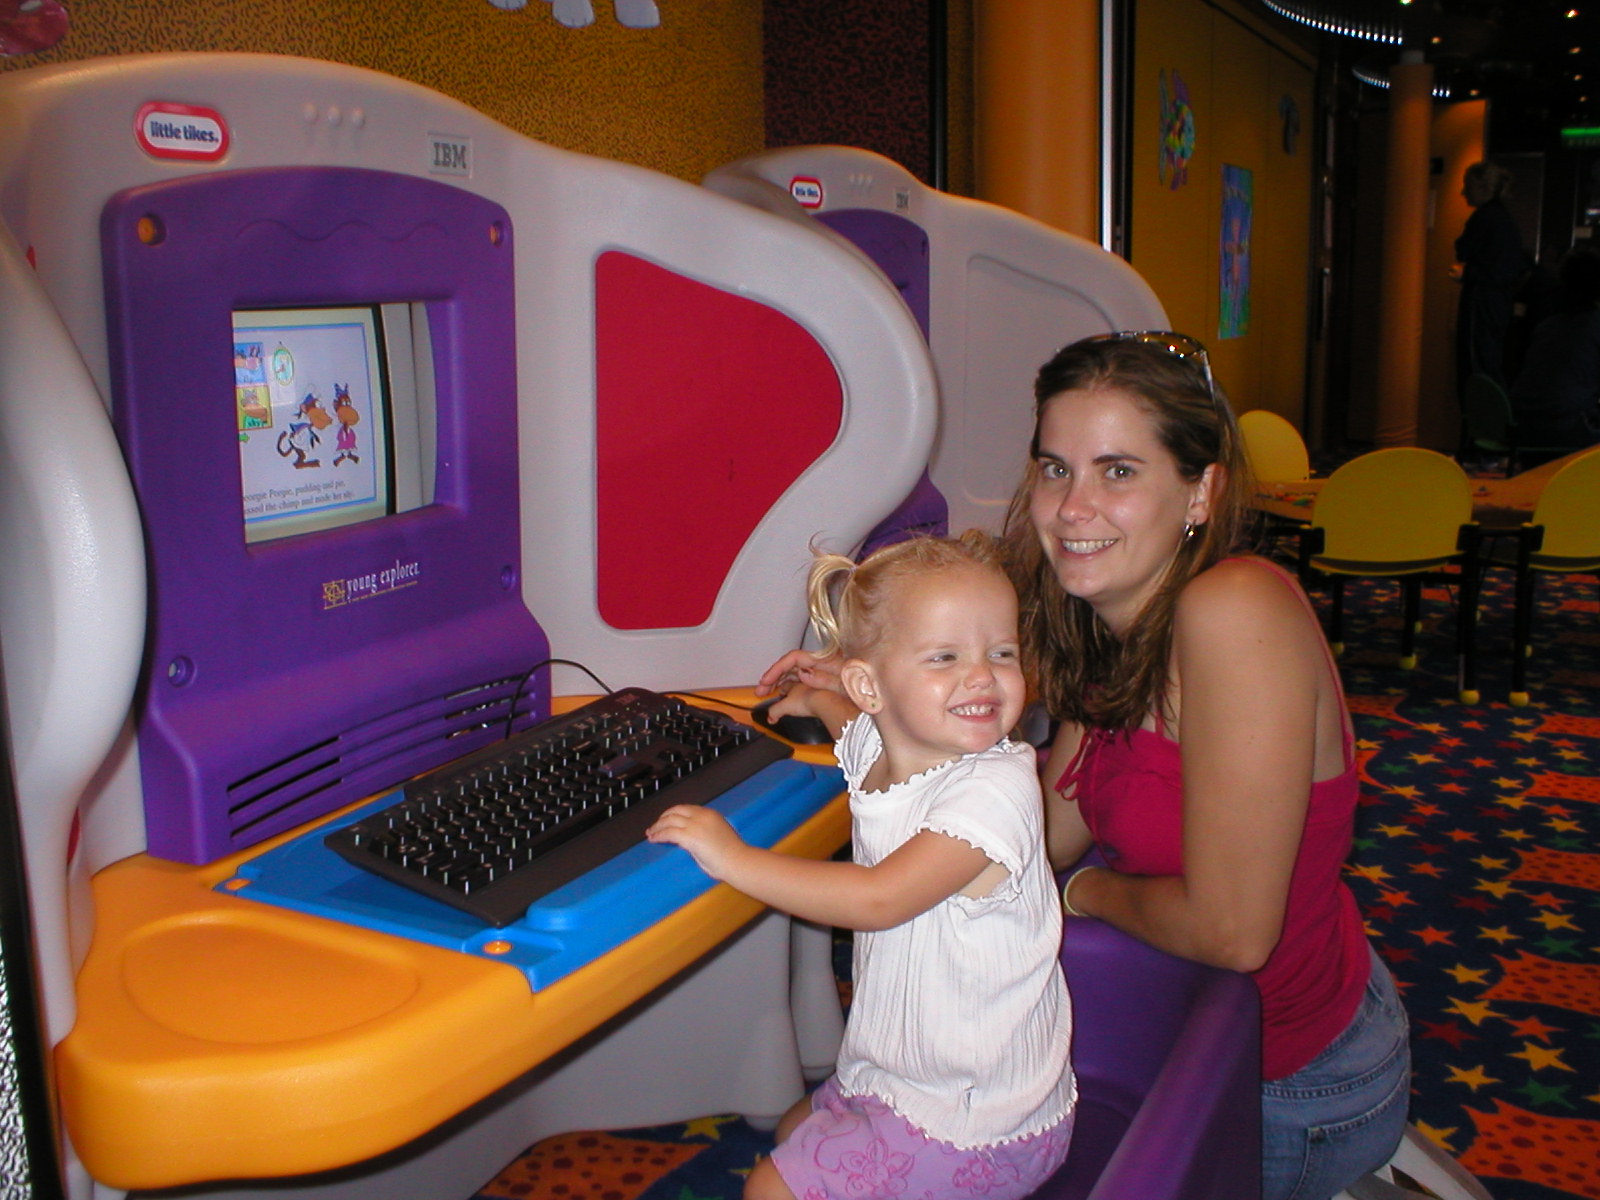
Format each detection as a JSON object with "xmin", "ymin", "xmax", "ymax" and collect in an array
[{"xmin": 1058, "ymin": 559, "xmax": 1369, "ymax": 1080}]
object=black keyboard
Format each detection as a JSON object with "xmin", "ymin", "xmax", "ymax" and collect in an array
[{"xmin": 325, "ymin": 688, "xmax": 791, "ymax": 926}]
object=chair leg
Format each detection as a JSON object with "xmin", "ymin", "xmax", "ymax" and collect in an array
[
  {"xmin": 1456, "ymin": 565, "xmax": 1482, "ymax": 705},
  {"xmin": 1399, "ymin": 578, "xmax": 1420, "ymax": 669},
  {"xmin": 1510, "ymin": 568, "xmax": 1538, "ymax": 706},
  {"xmin": 1329, "ymin": 578, "xmax": 1345, "ymax": 655}
]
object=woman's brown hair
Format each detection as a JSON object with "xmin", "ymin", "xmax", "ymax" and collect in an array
[{"xmin": 999, "ymin": 336, "xmax": 1256, "ymax": 732}]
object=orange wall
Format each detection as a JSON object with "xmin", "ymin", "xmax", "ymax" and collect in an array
[{"xmin": 1129, "ymin": 0, "xmax": 1316, "ymax": 421}]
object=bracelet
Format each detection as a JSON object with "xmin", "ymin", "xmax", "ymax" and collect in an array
[{"xmin": 1062, "ymin": 866, "xmax": 1097, "ymax": 918}]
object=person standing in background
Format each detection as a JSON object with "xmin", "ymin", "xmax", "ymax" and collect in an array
[{"xmin": 1452, "ymin": 161, "xmax": 1532, "ymax": 394}]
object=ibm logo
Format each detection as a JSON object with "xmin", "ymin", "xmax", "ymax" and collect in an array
[{"xmin": 428, "ymin": 134, "xmax": 471, "ymax": 177}]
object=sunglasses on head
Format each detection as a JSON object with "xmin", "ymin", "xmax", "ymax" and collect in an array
[{"xmin": 1075, "ymin": 329, "xmax": 1218, "ymax": 406}]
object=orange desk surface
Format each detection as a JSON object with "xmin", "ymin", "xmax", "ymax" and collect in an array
[{"xmin": 57, "ymin": 690, "xmax": 847, "ymax": 1190}]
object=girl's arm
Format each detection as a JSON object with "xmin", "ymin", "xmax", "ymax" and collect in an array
[
  {"xmin": 646, "ymin": 806, "xmax": 994, "ymax": 931},
  {"xmin": 766, "ymin": 682, "xmax": 858, "ymax": 741},
  {"xmin": 1039, "ymin": 723, "xmax": 1096, "ymax": 871},
  {"xmin": 1064, "ymin": 560, "xmax": 1323, "ymax": 972},
  {"xmin": 754, "ymin": 652, "xmax": 858, "ymax": 739}
]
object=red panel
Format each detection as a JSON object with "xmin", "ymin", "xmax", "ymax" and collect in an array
[{"xmin": 595, "ymin": 252, "xmax": 844, "ymax": 630}]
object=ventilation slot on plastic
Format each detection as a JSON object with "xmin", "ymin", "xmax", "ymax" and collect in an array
[{"xmin": 223, "ymin": 675, "xmax": 544, "ymax": 846}]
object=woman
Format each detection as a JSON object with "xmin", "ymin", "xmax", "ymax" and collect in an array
[
  {"xmin": 758, "ymin": 331, "xmax": 1409, "ymax": 1200},
  {"xmin": 1003, "ymin": 332, "xmax": 1408, "ymax": 1200}
]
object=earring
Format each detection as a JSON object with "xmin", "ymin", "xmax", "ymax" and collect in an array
[{"xmin": 1183, "ymin": 521, "xmax": 1197, "ymax": 541}]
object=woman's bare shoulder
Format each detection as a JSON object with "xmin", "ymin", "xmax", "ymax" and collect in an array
[
  {"xmin": 1183, "ymin": 556, "xmax": 1303, "ymax": 610},
  {"xmin": 1177, "ymin": 557, "xmax": 1321, "ymax": 648}
]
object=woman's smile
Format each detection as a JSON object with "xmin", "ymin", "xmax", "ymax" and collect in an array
[
  {"xmin": 1055, "ymin": 537, "xmax": 1119, "ymax": 554},
  {"xmin": 1028, "ymin": 386, "xmax": 1211, "ymax": 634}
]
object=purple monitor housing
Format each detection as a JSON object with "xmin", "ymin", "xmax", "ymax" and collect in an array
[{"xmin": 101, "ymin": 167, "xmax": 549, "ymax": 864}]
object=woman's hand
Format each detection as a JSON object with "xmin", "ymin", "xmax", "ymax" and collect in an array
[{"xmin": 755, "ymin": 649, "xmax": 843, "ymax": 698}]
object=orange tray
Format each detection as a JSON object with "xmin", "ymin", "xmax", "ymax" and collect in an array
[{"xmin": 56, "ymin": 690, "xmax": 845, "ymax": 1188}]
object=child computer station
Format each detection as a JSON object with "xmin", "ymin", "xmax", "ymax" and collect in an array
[{"xmin": 0, "ymin": 52, "xmax": 1164, "ymax": 1200}]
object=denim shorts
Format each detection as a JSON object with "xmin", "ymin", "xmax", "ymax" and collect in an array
[{"xmin": 1260, "ymin": 944, "xmax": 1412, "ymax": 1200}]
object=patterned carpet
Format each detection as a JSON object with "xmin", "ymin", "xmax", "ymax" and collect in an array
[
  {"xmin": 1338, "ymin": 565, "xmax": 1600, "ymax": 1200},
  {"xmin": 473, "ymin": 566, "xmax": 1600, "ymax": 1200}
]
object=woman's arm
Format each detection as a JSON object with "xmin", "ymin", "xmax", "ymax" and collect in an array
[
  {"xmin": 1065, "ymin": 561, "xmax": 1325, "ymax": 971},
  {"xmin": 756, "ymin": 649, "xmax": 842, "ymax": 698},
  {"xmin": 1039, "ymin": 723, "xmax": 1095, "ymax": 871},
  {"xmin": 646, "ymin": 805, "xmax": 993, "ymax": 931}
]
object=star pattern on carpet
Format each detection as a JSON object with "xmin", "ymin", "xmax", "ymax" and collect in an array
[
  {"xmin": 1340, "ymin": 569, "xmax": 1600, "ymax": 1200},
  {"xmin": 679, "ymin": 1115, "xmax": 740, "ymax": 1142}
]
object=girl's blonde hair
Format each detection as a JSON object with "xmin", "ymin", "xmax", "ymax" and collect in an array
[{"xmin": 807, "ymin": 531, "xmax": 1007, "ymax": 660}]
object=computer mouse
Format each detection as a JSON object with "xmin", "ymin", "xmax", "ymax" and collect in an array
[{"xmin": 750, "ymin": 697, "xmax": 833, "ymax": 746}]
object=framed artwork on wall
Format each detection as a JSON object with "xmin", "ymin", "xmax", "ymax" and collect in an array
[
  {"xmin": 1220, "ymin": 163, "xmax": 1252, "ymax": 339},
  {"xmin": 1159, "ymin": 68, "xmax": 1195, "ymax": 189}
]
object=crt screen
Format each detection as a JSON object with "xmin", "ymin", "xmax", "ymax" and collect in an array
[{"xmin": 234, "ymin": 306, "xmax": 393, "ymax": 544}]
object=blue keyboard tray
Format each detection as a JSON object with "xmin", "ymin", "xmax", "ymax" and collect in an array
[{"xmin": 224, "ymin": 758, "xmax": 844, "ymax": 991}]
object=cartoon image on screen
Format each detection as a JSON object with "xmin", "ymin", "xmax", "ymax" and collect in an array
[
  {"xmin": 234, "ymin": 342, "xmax": 273, "ymax": 430},
  {"xmin": 234, "ymin": 307, "xmax": 393, "ymax": 544}
]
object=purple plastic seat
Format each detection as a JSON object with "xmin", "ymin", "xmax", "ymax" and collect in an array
[{"xmin": 1031, "ymin": 912, "xmax": 1262, "ymax": 1200}]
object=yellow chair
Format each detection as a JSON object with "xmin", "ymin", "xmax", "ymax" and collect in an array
[
  {"xmin": 1240, "ymin": 410, "xmax": 1313, "ymax": 560},
  {"xmin": 1296, "ymin": 448, "xmax": 1482, "ymax": 702},
  {"xmin": 1239, "ymin": 409, "xmax": 1312, "ymax": 483},
  {"xmin": 1480, "ymin": 448, "xmax": 1600, "ymax": 705}
]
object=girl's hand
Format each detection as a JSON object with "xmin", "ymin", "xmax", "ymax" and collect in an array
[
  {"xmin": 755, "ymin": 650, "xmax": 843, "ymax": 698},
  {"xmin": 762, "ymin": 681, "xmax": 860, "ymax": 741},
  {"xmin": 766, "ymin": 682, "xmax": 824, "ymax": 720},
  {"xmin": 646, "ymin": 805, "xmax": 745, "ymax": 880}
]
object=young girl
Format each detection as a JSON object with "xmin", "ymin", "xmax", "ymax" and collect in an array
[{"xmin": 647, "ymin": 532, "xmax": 1074, "ymax": 1200}]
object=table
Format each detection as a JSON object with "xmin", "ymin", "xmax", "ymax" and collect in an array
[{"xmin": 1252, "ymin": 448, "xmax": 1592, "ymax": 529}]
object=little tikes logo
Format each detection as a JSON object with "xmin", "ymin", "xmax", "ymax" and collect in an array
[
  {"xmin": 789, "ymin": 176, "xmax": 824, "ymax": 209},
  {"xmin": 135, "ymin": 101, "xmax": 230, "ymax": 162}
]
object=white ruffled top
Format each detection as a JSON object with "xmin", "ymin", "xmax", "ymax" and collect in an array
[{"xmin": 832, "ymin": 714, "xmax": 1075, "ymax": 1148}]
